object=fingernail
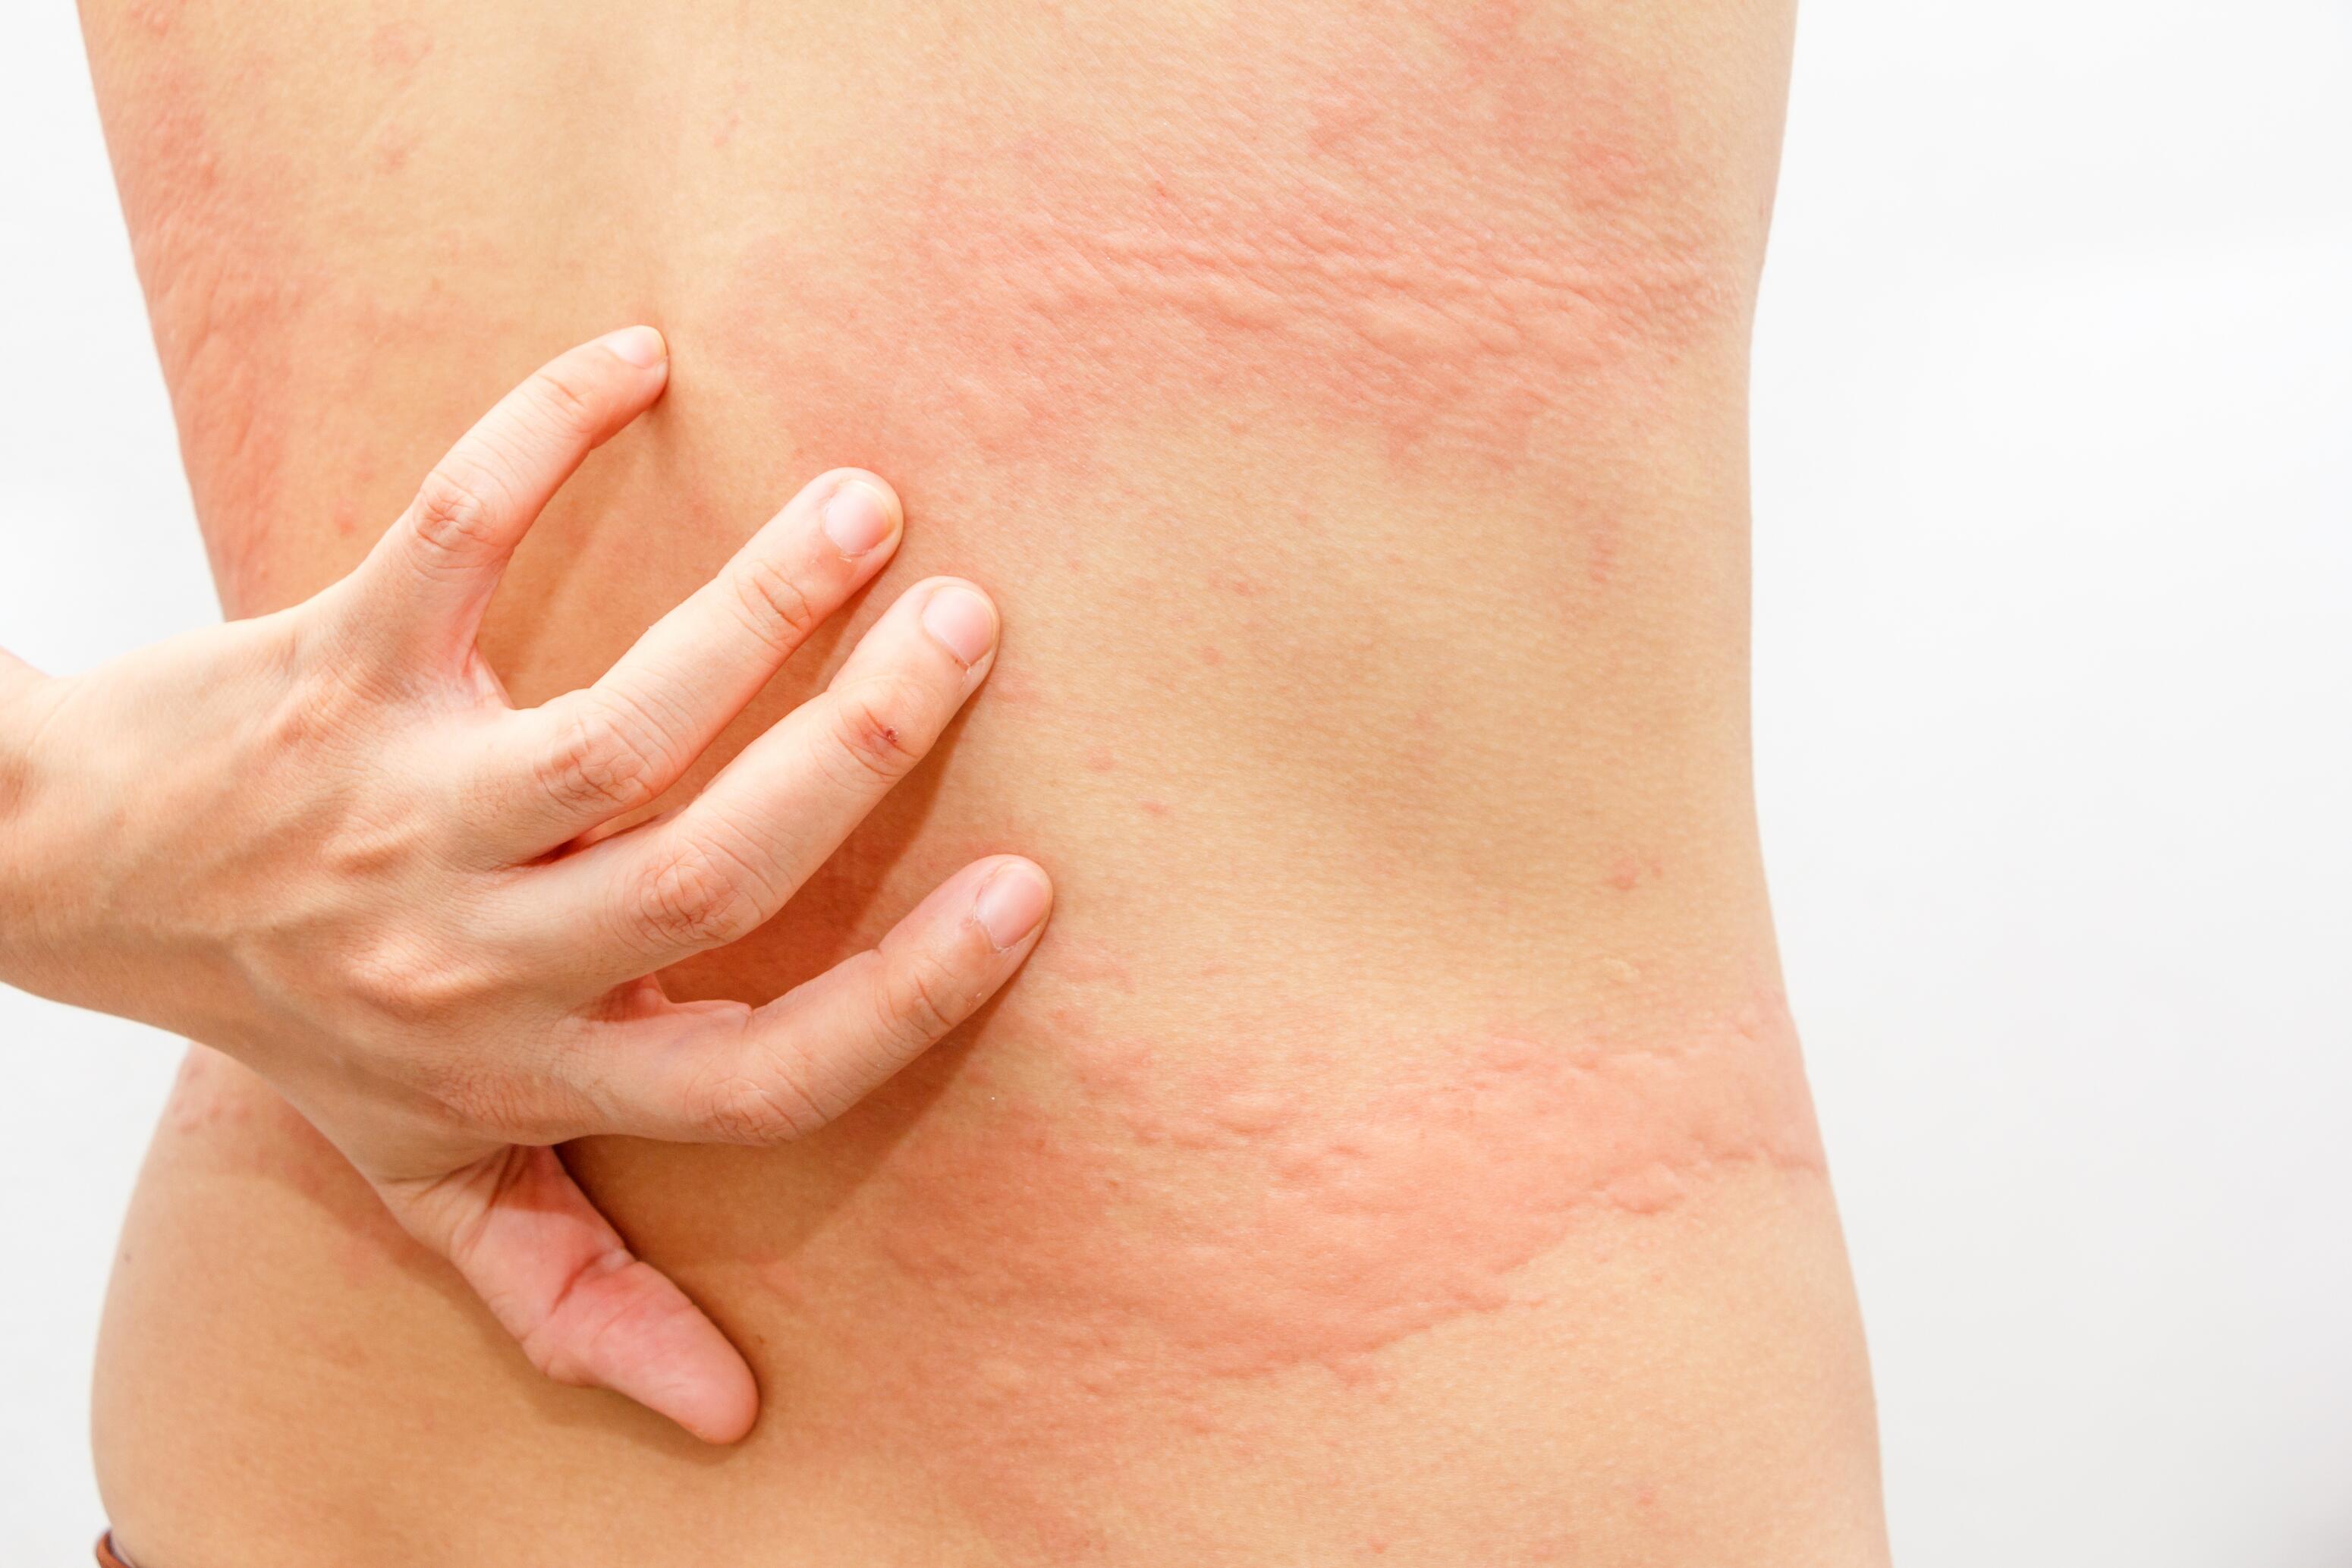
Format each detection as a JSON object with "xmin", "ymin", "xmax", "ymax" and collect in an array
[
  {"xmin": 974, "ymin": 863, "xmax": 1052, "ymax": 950},
  {"xmin": 601, "ymin": 325, "xmax": 666, "ymax": 367},
  {"xmin": 920, "ymin": 585, "xmax": 997, "ymax": 667},
  {"xmin": 822, "ymin": 480, "xmax": 896, "ymax": 557}
]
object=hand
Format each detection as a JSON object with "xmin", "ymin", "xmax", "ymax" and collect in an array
[{"xmin": 0, "ymin": 328, "xmax": 1052, "ymax": 1442}]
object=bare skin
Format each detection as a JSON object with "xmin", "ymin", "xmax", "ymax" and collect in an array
[
  {"xmin": 0, "ymin": 328, "xmax": 1052, "ymax": 1442},
  {"xmin": 77, "ymin": 1, "xmax": 1888, "ymax": 1564}
]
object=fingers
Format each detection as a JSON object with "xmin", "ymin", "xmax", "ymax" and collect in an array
[
  {"xmin": 374, "ymin": 1144, "xmax": 758, "ymax": 1444},
  {"xmin": 568, "ymin": 856, "xmax": 1053, "ymax": 1145},
  {"xmin": 352, "ymin": 328, "xmax": 671, "ymax": 666},
  {"xmin": 523, "ymin": 577, "xmax": 1000, "ymax": 983},
  {"xmin": 472, "ymin": 469, "xmax": 904, "ymax": 859}
]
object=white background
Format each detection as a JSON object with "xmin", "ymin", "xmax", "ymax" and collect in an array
[{"xmin": 3, "ymin": 2, "xmax": 2347, "ymax": 1561}]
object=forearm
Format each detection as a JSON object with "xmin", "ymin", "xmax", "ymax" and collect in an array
[{"xmin": 0, "ymin": 646, "xmax": 225, "ymax": 1026}]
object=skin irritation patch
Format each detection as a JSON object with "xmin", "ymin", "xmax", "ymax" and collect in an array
[
  {"xmin": 882, "ymin": 1007, "xmax": 1819, "ymax": 1372},
  {"xmin": 707, "ymin": 0, "xmax": 1748, "ymax": 489},
  {"xmin": 102, "ymin": 43, "xmax": 302, "ymax": 614},
  {"xmin": 106, "ymin": 0, "xmax": 1760, "ymax": 617},
  {"xmin": 90, "ymin": 4, "xmax": 1813, "ymax": 1551},
  {"xmin": 756, "ymin": 989, "xmax": 1825, "ymax": 1554}
]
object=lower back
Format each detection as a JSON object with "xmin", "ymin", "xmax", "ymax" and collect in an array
[{"xmin": 81, "ymin": 1, "xmax": 1885, "ymax": 1561}]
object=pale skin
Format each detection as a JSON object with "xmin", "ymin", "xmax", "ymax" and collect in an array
[{"xmin": 0, "ymin": 325, "xmax": 1052, "ymax": 1444}]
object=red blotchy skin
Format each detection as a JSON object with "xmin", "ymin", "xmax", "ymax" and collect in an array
[
  {"xmin": 102, "ymin": 44, "xmax": 300, "ymax": 613},
  {"xmin": 701, "ymin": 0, "xmax": 1743, "ymax": 492},
  {"xmin": 90, "ymin": 5, "xmax": 1819, "ymax": 1557},
  {"xmin": 755, "ymin": 991, "xmax": 1824, "ymax": 1557}
]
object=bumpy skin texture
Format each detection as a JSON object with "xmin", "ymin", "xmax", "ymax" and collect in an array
[
  {"xmin": 80, "ymin": 2, "xmax": 1888, "ymax": 1564},
  {"xmin": 1, "ymin": 331, "xmax": 1054, "ymax": 1444}
]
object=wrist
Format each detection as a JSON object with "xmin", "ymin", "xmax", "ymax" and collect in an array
[{"xmin": 0, "ymin": 663, "xmax": 64, "ymax": 984}]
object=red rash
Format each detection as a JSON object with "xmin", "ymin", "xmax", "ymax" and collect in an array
[
  {"xmin": 878, "ymin": 1007, "xmax": 1819, "ymax": 1374},
  {"xmin": 102, "ymin": 41, "xmax": 299, "ymax": 613},
  {"xmin": 703, "ymin": 0, "xmax": 1746, "ymax": 492},
  {"xmin": 113, "ymin": 1, "xmax": 1754, "ymax": 614},
  {"xmin": 753, "ymin": 990, "xmax": 1823, "ymax": 1556},
  {"xmin": 92, "ymin": 2, "xmax": 1808, "ymax": 1553}
]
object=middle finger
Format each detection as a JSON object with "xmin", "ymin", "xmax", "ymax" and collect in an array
[
  {"xmin": 467, "ymin": 467, "xmax": 904, "ymax": 862},
  {"xmin": 510, "ymin": 576, "xmax": 1000, "ymax": 986}
]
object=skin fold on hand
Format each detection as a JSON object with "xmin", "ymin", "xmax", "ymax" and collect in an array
[{"xmin": 0, "ymin": 327, "xmax": 1053, "ymax": 1443}]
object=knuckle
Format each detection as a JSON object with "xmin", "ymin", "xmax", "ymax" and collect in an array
[
  {"xmin": 879, "ymin": 951, "xmax": 971, "ymax": 1051},
  {"xmin": 315, "ymin": 801, "xmax": 431, "ymax": 881},
  {"xmin": 269, "ymin": 636, "xmax": 372, "ymax": 749},
  {"xmin": 516, "ymin": 1321, "xmax": 588, "ymax": 1385},
  {"xmin": 524, "ymin": 366, "xmax": 602, "ymax": 441},
  {"xmin": 630, "ymin": 839, "xmax": 767, "ymax": 951},
  {"xmin": 405, "ymin": 466, "xmax": 502, "ymax": 564},
  {"xmin": 819, "ymin": 675, "xmax": 930, "ymax": 787},
  {"xmin": 343, "ymin": 931, "xmax": 490, "ymax": 1026},
  {"xmin": 536, "ymin": 703, "xmax": 658, "ymax": 817},
  {"xmin": 694, "ymin": 1062, "xmax": 832, "ymax": 1145},
  {"xmin": 728, "ymin": 551, "xmax": 822, "ymax": 649}
]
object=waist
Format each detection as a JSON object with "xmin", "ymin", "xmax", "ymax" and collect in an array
[
  {"xmin": 96, "ymin": 939, "xmax": 1832, "ymax": 1566},
  {"xmin": 96, "ymin": 341, "xmax": 1803, "ymax": 1566}
]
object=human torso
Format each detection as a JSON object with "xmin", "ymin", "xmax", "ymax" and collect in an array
[{"xmin": 81, "ymin": 2, "xmax": 1885, "ymax": 1563}]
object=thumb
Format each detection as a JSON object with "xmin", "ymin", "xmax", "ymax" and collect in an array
[{"xmin": 375, "ymin": 1144, "xmax": 758, "ymax": 1444}]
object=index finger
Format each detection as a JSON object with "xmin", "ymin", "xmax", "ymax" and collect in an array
[{"xmin": 351, "ymin": 327, "xmax": 671, "ymax": 670}]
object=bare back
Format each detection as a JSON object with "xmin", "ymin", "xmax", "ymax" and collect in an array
[{"xmin": 80, "ymin": 2, "xmax": 1885, "ymax": 1563}]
